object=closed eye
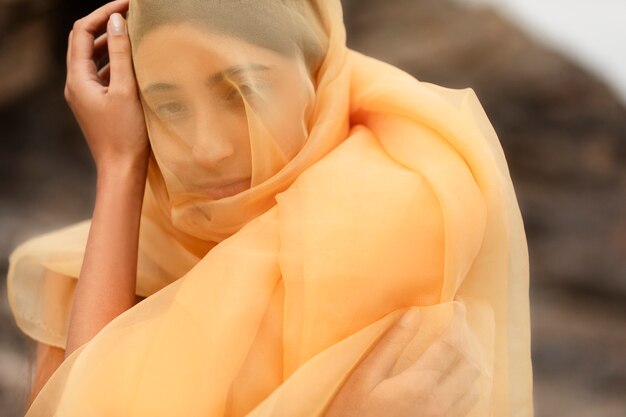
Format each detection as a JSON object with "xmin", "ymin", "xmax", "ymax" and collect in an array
[{"xmin": 155, "ymin": 101, "xmax": 188, "ymax": 119}]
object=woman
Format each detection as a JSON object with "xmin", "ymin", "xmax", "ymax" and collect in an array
[{"xmin": 7, "ymin": 0, "xmax": 533, "ymax": 415}]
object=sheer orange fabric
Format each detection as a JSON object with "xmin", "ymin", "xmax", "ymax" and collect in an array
[{"xmin": 7, "ymin": 0, "xmax": 533, "ymax": 415}]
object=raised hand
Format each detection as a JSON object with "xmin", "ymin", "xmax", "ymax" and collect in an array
[
  {"xmin": 63, "ymin": 0, "xmax": 150, "ymax": 357},
  {"xmin": 64, "ymin": 0, "xmax": 149, "ymax": 174}
]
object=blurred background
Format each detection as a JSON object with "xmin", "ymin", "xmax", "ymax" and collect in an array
[{"xmin": 1, "ymin": 0, "xmax": 625, "ymax": 416}]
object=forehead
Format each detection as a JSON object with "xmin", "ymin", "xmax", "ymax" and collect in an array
[{"xmin": 133, "ymin": 25, "xmax": 295, "ymax": 86}]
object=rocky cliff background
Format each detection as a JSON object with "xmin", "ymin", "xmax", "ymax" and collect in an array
[{"xmin": 1, "ymin": 0, "xmax": 625, "ymax": 416}]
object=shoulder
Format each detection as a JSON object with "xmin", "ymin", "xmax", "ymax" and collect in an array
[
  {"xmin": 279, "ymin": 124, "xmax": 435, "ymax": 216},
  {"xmin": 276, "ymin": 124, "xmax": 445, "ymax": 305}
]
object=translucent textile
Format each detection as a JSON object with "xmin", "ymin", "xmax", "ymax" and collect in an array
[{"xmin": 7, "ymin": 0, "xmax": 533, "ymax": 415}]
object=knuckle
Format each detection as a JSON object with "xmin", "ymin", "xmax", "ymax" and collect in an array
[
  {"xmin": 72, "ymin": 18, "xmax": 83, "ymax": 31},
  {"xmin": 466, "ymin": 363, "xmax": 482, "ymax": 381},
  {"xmin": 64, "ymin": 91, "xmax": 75, "ymax": 107},
  {"xmin": 108, "ymin": 44, "xmax": 130, "ymax": 57},
  {"xmin": 63, "ymin": 82, "xmax": 73, "ymax": 102},
  {"xmin": 110, "ymin": 85, "xmax": 136, "ymax": 100},
  {"xmin": 435, "ymin": 338, "xmax": 460, "ymax": 359}
]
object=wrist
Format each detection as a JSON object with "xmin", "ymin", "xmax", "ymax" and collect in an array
[
  {"xmin": 96, "ymin": 152, "xmax": 149, "ymax": 183},
  {"xmin": 96, "ymin": 159, "xmax": 148, "ymax": 201}
]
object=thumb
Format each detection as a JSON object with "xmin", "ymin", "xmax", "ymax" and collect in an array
[{"xmin": 106, "ymin": 13, "xmax": 135, "ymax": 92}]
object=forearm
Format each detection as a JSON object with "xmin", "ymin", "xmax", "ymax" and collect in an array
[{"xmin": 64, "ymin": 157, "xmax": 147, "ymax": 357}]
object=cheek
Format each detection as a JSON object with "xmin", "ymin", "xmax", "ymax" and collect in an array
[
  {"xmin": 148, "ymin": 106, "xmax": 246, "ymax": 149},
  {"xmin": 146, "ymin": 119, "xmax": 190, "ymax": 172}
]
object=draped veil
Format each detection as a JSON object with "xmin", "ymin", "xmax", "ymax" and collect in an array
[{"xmin": 7, "ymin": 0, "xmax": 533, "ymax": 415}]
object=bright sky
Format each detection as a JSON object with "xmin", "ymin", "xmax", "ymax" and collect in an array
[{"xmin": 458, "ymin": 0, "xmax": 626, "ymax": 105}]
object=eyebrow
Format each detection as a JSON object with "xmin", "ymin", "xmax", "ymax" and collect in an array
[{"xmin": 142, "ymin": 63, "xmax": 270, "ymax": 95}]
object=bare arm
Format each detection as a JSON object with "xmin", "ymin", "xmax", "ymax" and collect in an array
[
  {"xmin": 28, "ymin": 291, "xmax": 148, "ymax": 405},
  {"xmin": 64, "ymin": 159, "xmax": 147, "ymax": 357},
  {"xmin": 62, "ymin": 0, "xmax": 149, "ymax": 358}
]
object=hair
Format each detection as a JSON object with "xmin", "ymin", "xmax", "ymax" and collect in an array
[{"xmin": 127, "ymin": 0, "xmax": 329, "ymax": 77}]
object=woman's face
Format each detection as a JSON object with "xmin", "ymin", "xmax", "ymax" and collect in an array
[{"xmin": 134, "ymin": 25, "xmax": 315, "ymax": 200}]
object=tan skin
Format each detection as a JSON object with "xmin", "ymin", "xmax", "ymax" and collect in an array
[
  {"xmin": 27, "ymin": 1, "xmax": 481, "ymax": 415},
  {"xmin": 133, "ymin": 24, "xmax": 316, "ymax": 199}
]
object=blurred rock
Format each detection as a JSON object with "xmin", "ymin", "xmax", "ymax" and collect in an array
[
  {"xmin": 343, "ymin": 0, "xmax": 626, "ymax": 299},
  {"xmin": 0, "ymin": 0, "xmax": 59, "ymax": 106}
]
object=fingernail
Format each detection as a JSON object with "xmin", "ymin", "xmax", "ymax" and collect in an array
[
  {"xmin": 109, "ymin": 13, "xmax": 125, "ymax": 35},
  {"xmin": 399, "ymin": 309, "xmax": 419, "ymax": 328}
]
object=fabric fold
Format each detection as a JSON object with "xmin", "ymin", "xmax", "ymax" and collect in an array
[{"xmin": 6, "ymin": 0, "xmax": 532, "ymax": 415}]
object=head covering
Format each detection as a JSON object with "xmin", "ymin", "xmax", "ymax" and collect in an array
[
  {"xmin": 129, "ymin": 0, "xmax": 337, "ymax": 245},
  {"xmin": 7, "ymin": 0, "xmax": 533, "ymax": 416}
]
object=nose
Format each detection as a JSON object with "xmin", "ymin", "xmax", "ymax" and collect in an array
[{"xmin": 190, "ymin": 113, "xmax": 236, "ymax": 169}]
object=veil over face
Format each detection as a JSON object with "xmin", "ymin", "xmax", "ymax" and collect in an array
[{"xmin": 127, "ymin": 0, "xmax": 341, "ymax": 245}]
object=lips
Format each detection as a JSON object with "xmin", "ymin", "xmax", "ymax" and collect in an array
[{"xmin": 199, "ymin": 177, "xmax": 251, "ymax": 200}]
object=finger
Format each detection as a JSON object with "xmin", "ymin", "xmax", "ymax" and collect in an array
[
  {"xmin": 438, "ymin": 352, "xmax": 481, "ymax": 391},
  {"xmin": 71, "ymin": 0, "xmax": 129, "ymax": 60},
  {"xmin": 94, "ymin": 32, "xmax": 109, "ymax": 66},
  {"xmin": 98, "ymin": 62, "xmax": 111, "ymax": 86},
  {"xmin": 69, "ymin": 31, "xmax": 108, "ymax": 73},
  {"xmin": 445, "ymin": 383, "xmax": 480, "ymax": 417},
  {"xmin": 69, "ymin": 0, "xmax": 129, "ymax": 78},
  {"xmin": 357, "ymin": 309, "xmax": 421, "ymax": 381},
  {"xmin": 396, "ymin": 336, "xmax": 461, "ymax": 387},
  {"xmin": 106, "ymin": 13, "xmax": 136, "ymax": 92}
]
